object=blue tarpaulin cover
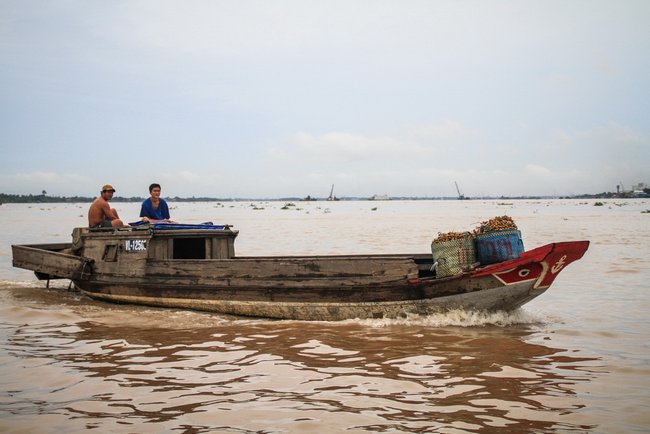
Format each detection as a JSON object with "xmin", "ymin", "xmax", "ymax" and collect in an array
[{"xmin": 129, "ymin": 221, "xmax": 226, "ymax": 230}]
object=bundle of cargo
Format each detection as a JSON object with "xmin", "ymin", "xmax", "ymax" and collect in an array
[
  {"xmin": 431, "ymin": 231, "xmax": 477, "ymax": 278},
  {"xmin": 473, "ymin": 216, "xmax": 524, "ymax": 265}
]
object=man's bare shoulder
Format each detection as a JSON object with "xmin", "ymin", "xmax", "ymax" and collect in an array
[{"xmin": 91, "ymin": 197, "xmax": 109, "ymax": 207}]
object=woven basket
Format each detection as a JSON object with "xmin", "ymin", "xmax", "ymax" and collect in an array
[{"xmin": 431, "ymin": 232, "xmax": 476, "ymax": 278}]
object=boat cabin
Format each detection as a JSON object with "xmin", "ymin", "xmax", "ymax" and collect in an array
[{"xmin": 72, "ymin": 224, "xmax": 238, "ymax": 264}]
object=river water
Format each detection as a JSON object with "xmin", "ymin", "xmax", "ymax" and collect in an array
[{"xmin": 0, "ymin": 199, "xmax": 648, "ymax": 433}]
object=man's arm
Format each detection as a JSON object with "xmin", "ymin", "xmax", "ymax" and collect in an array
[
  {"xmin": 162, "ymin": 200, "xmax": 170, "ymax": 220},
  {"xmin": 102, "ymin": 201, "xmax": 119, "ymax": 220},
  {"xmin": 139, "ymin": 199, "xmax": 151, "ymax": 218}
]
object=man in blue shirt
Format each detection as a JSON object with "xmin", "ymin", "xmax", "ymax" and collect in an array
[{"xmin": 140, "ymin": 183, "xmax": 175, "ymax": 223}]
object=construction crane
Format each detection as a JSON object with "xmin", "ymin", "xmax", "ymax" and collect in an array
[
  {"xmin": 327, "ymin": 184, "xmax": 338, "ymax": 201},
  {"xmin": 455, "ymin": 181, "xmax": 467, "ymax": 200}
]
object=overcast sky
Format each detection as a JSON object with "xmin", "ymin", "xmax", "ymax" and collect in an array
[{"xmin": 1, "ymin": 0, "xmax": 648, "ymax": 198}]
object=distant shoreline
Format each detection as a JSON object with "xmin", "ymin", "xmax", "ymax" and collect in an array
[{"xmin": 1, "ymin": 191, "xmax": 648, "ymax": 204}]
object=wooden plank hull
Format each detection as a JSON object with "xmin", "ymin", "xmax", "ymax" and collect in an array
[
  {"xmin": 75, "ymin": 275, "xmax": 542, "ymax": 321},
  {"xmin": 77, "ymin": 280, "xmax": 542, "ymax": 321},
  {"xmin": 12, "ymin": 235, "xmax": 589, "ymax": 320},
  {"xmin": 12, "ymin": 244, "xmax": 94, "ymax": 280}
]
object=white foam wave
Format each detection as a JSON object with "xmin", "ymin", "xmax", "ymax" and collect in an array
[
  {"xmin": 0, "ymin": 279, "xmax": 39, "ymax": 288},
  {"xmin": 344, "ymin": 309, "xmax": 547, "ymax": 328},
  {"xmin": 0, "ymin": 279, "xmax": 77, "ymax": 291}
]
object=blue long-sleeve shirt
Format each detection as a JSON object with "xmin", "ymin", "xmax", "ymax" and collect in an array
[{"xmin": 140, "ymin": 198, "xmax": 170, "ymax": 220}]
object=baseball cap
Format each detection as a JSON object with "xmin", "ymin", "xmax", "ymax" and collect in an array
[{"xmin": 101, "ymin": 184, "xmax": 116, "ymax": 192}]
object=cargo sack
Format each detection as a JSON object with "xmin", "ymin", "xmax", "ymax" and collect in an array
[
  {"xmin": 431, "ymin": 232, "xmax": 476, "ymax": 278},
  {"xmin": 474, "ymin": 229, "xmax": 524, "ymax": 265}
]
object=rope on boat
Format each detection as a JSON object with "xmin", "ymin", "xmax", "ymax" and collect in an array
[{"xmin": 79, "ymin": 260, "xmax": 93, "ymax": 280}]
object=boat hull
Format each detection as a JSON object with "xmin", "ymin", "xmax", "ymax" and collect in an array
[
  {"xmin": 12, "ymin": 230, "xmax": 589, "ymax": 320},
  {"xmin": 76, "ymin": 279, "xmax": 545, "ymax": 321}
]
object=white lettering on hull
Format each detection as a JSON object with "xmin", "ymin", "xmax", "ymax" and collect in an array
[{"xmin": 125, "ymin": 239, "xmax": 147, "ymax": 252}]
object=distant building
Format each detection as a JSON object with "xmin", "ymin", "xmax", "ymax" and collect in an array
[
  {"xmin": 632, "ymin": 182, "xmax": 648, "ymax": 197},
  {"xmin": 617, "ymin": 182, "xmax": 648, "ymax": 197}
]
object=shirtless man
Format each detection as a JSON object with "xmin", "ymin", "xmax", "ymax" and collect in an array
[{"xmin": 88, "ymin": 184, "xmax": 125, "ymax": 228}]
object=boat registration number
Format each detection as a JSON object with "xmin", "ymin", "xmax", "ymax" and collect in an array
[{"xmin": 125, "ymin": 239, "xmax": 147, "ymax": 252}]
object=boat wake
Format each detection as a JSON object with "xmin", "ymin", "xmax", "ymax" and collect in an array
[
  {"xmin": 347, "ymin": 308, "xmax": 547, "ymax": 328},
  {"xmin": 0, "ymin": 279, "xmax": 43, "ymax": 288}
]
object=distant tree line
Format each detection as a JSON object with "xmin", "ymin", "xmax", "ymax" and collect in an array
[
  {"xmin": 564, "ymin": 188, "xmax": 650, "ymax": 199},
  {"xmin": 0, "ymin": 193, "xmax": 240, "ymax": 203},
  {"xmin": 0, "ymin": 193, "xmax": 141, "ymax": 203},
  {"xmin": 1, "ymin": 189, "xmax": 648, "ymax": 204}
]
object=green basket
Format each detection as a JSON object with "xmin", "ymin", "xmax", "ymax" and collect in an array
[{"xmin": 431, "ymin": 232, "xmax": 476, "ymax": 278}]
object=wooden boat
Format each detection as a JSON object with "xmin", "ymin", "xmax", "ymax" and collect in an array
[{"xmin": 12, "ymin": 224, "xmax": 589, "ymax": 321}]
